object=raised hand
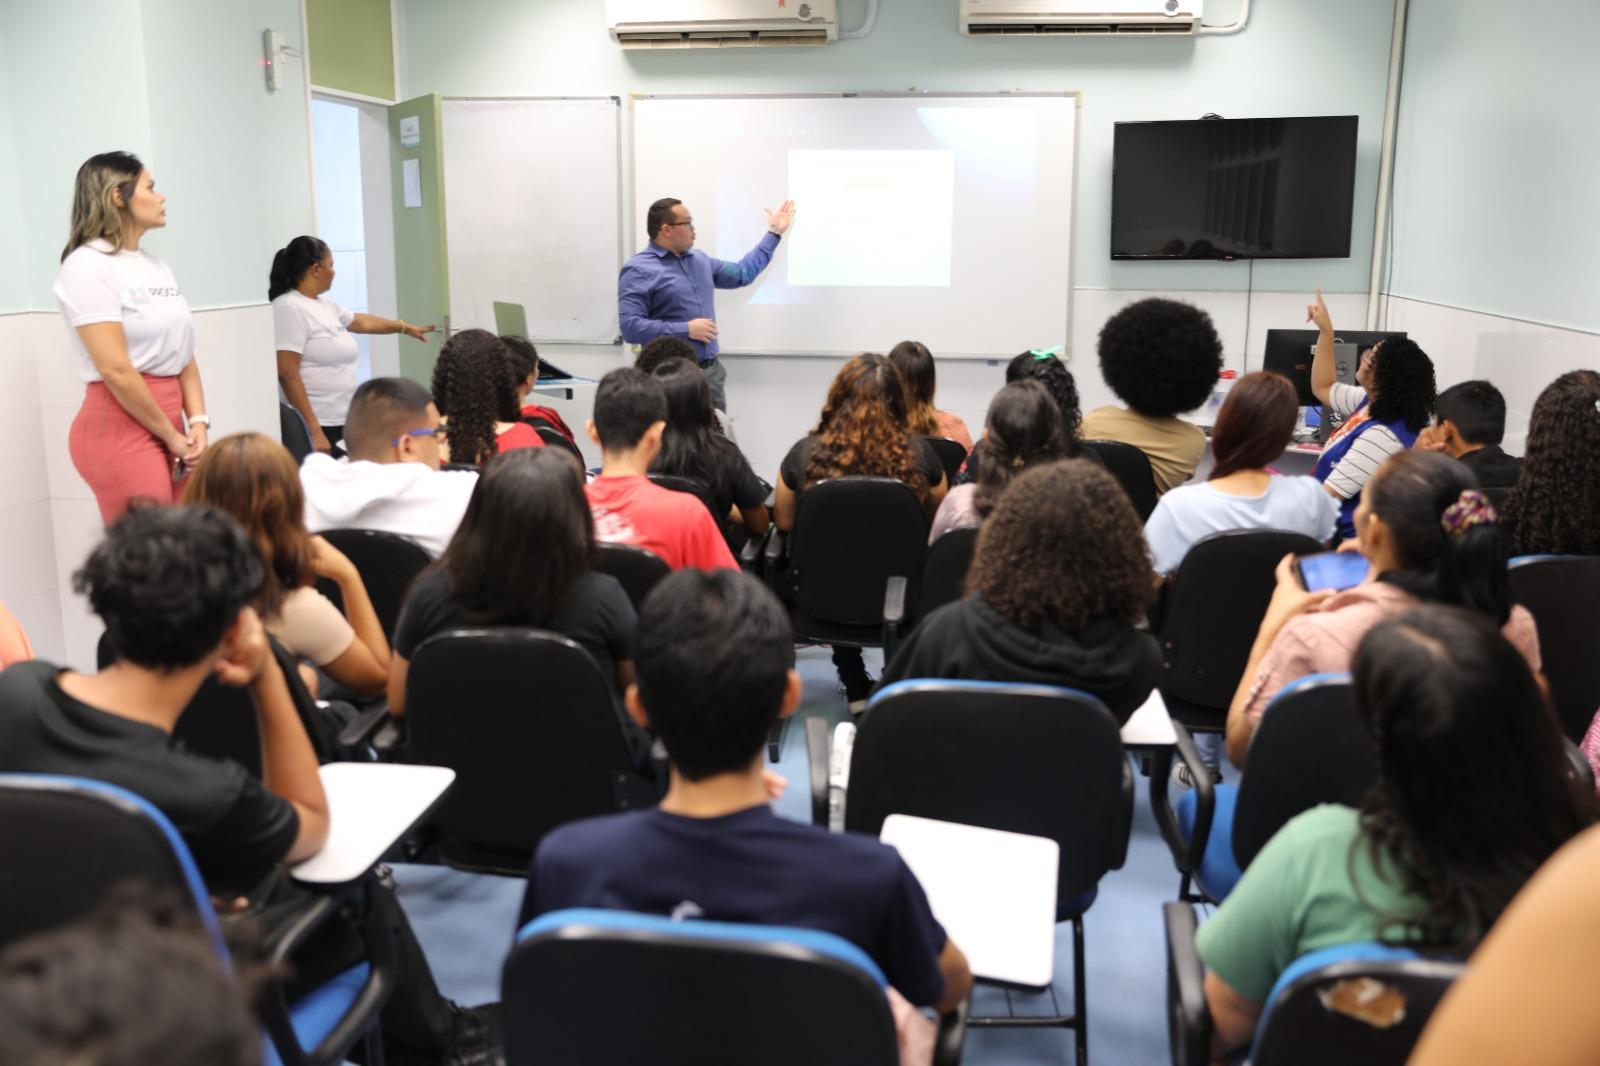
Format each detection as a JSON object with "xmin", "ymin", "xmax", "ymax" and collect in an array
[
  {"xmin": 1306, "ymin": 286, "xmax": 1333, "ymax": 333},
  {"xmin": 764, "ymin": 199, "xmax": 796, "ymax": 236}
]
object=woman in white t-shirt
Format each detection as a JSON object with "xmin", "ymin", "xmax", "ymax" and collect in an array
[
  {"xmin": 54, "ymin": 152, "xmax": 210, "ymax": 523},
  {"xmin": 270, "ymin": 235, "xmax": 436, "ymax": 455}
]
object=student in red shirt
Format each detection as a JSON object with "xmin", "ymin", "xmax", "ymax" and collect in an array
[{"xmin": 585, "ymin": 368, "xmax": 737, "ymax": 571}]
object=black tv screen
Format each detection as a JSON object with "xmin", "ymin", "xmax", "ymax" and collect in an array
[{"xmin": 1111, "ymin": 116, "xmax": 1359, "ymax": 260}]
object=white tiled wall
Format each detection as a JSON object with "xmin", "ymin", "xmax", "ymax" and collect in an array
[{"xmin": 0, "ymin": 312, "xmax": 63, "ymax": 662}]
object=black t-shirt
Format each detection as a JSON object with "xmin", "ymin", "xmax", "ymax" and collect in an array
[
  {"xmin": 778, "ymin": 434, "xmax": 946, "ymax": 494},
  {"xmin": 522, "ymin": 804, "xmax": 949, "ymax": 1007},
  {"xmin": 1458, "ymin": 444, "xmax": 1522, "ymax": 490},
  {"xmin": 714, "ymin": 445, "xmax": 770, "ymax": 517},
  {"xmin": 0, "ymin": 660, "xmax": 299, "ymax": 892},
  {"xmin": 393, "ymin": 568, "xmax": 636, "ymax": 690}
]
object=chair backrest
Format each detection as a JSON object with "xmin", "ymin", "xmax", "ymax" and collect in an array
[
  {"xmin": 647, "ymin": 472, "xmax": 719, "ymax": 519},
  {"xmin": 791, "ymin": 477, "xmax": 928, "ymax": 626},
  {"xmin": 280, "ymin": 403, "xmax": 314, "ymax": 465},
  {"xmin": 503, "ymin": 908, "xmax": 897, "ymax": 1066},
  {"xmin": 404, "ymin": 629, "xmax": 650, "ymax": 873},
  {"xmin": 533, "ymin": 424, "xmax": 584, "ymax": 462},
  {"xmin": 1251, "ymin": 942, "xmax": 1461, "ymax": 1066},
  {"xmin": 0, "ymin": 774, "xmax": 222, "ymax": 957},
  {"xmin": 594, "ymin": 543, "xmax": 672, "ymax": 611},
  {"xmin": 1158, "ymin": 529, "xmax": 1328, "ymax": 717},
  {"xmin": 313, "ymin": 529, "xmax": 432, "ymax": 640},
  {"xmin": 848, "ymin": 680, "xmax": 1131, "ymax": 902},
  {"xmin": 919, "ymin": 525, "xmax": 979, "ymax": 618},
  {"xmin": 1081, "ymin": 439, "xmax": 1159, "ymax": 521},
  {"xmin": 1231, "ymin": 674, "xmax": 1374, "ymax": 870},
  {"xmin": 1509, "ymin": 554, "xmax": 1600, "ymax": 741},
  {"xmin": 924, "ymin": 437, "xmax": 968, "ymax": 484}
]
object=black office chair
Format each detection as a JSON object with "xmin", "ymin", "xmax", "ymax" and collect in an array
[
  {"xmin": 403, "ymin": 628, "xmax": 660, "ymax": 875},
  {"xmin": 1081, "ymin": 440, "xmax": 1158, "ymax": 521},
  {"xmin": 920, "ymin": 525, "xmax": 979, "ymax": 618},
  {"xmin": 925, "ymin": 437, "xmax": 969, "ymax": 485},
  {"xmin": 440, "ymin": 462, "xmax": 480, "ymax": 473},
  {"xmin": 647, "ymin": 472, "xmax": 720, "ymax": 520},
  {"xmin": 280, "ymin": 402, "xmax": 314, "ymax": 465},
  {"xmin": 312, "ymin": 528, "xmax": 432, "ymax": 641},
  {"xmin": 1166, "ymin": 903, "xmax": 1461, "ymax": 1066},
  {"xmin": 1509, "ymin": 554, "xmax": 1600, "ymax": 741},
  {"xmin": 1155, "ymin": 529, "xmax": 1326, "ymax": 735},
  {"xmin": 824, "ymin": 680, "xmax": 1133, "ymax": 1066},
  {"xmin": 504, "ymin": 908, "xmax": 964, "ymax": 1066},
  {"xmin": 533, "ymin": 424, "xmax": 584, "ymax": 462},
  {"xmin": 0, "ymin": 773, "xmax": 396, "ymax": 1066},
  {"xmin": 595, "ymin": 542, "xmax": 672, "ymax": 612},
  {"xmin": 1161, "ymin": 674, "xmax": 1373, "ymax": 904}
]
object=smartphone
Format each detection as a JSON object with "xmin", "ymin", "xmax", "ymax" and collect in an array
[{"xmin": 1295, "ymin": 550, "xmax": 1369, "ymax": 593}]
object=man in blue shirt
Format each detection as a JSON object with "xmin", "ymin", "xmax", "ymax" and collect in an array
[{"xmin": 618, "ymin": 197, "xmax": 796, "ymax": 413}]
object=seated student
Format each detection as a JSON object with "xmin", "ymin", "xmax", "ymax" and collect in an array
[
  {"xmin": 636, "ymin": 334, "xmax": 736, "ymax": 440},
  {"xmin": 1503, "ymin": 369, "xmax": 1600, "ymax": 556},
  {"xmin": 301, "ymin": 376, "xmax": 478, "ymax": 557},
  {"xmin": 1410, "ymin": 821, "xmax": 1600, "ymax": 1066},
  {"xmin": 1081, "ymin": 298, "xmax": 1224, "ymax": 494},
  {"xmin": 519, "ymin": 568, "xmax": 973, "ymax": 1019},
  {"xmin": 584, "ymin": 367, "xmax": 738, "ymax": 571},
  {"xmin": 389, "ymin": 447, "xmax": 637, "ymax": 716},
  {"xmin": 775, "ymin": 353, "xmax": 949, "ymax": 701},
  {"xmin": 883, "ymin": 460, "xmax": 1160, "ymax": 724},
  {"xmin": 890, "ymin": 339, "xmax": 972, "ymax": 451},
  {"xmin": 185, "ymin": 432, "xmax": 390, "ymax": 699},
  {"xmin": 929, "ymin": 379, "xmax": 1068, "ymax": 543},
  {"xmin": 1144, "ymin": 371, "xmax": 1338, "ymax": 575},
  {"xmin": 502, "ymin": 333, "xmax": 576, "ymax": 442},
  {"xmin": 1226, "ymin": 450, "xmax": 1540, "ymax": 768},
  {"xmin": 0, "ymin": 598, "xmax": 31, "ymax": 668},
  {"xmin": 1417, "ymin": 379, "xmax": 1521, "ymax": 489},
  {"xmin": 650, "ymin": 359, "xmax": 769, "ymax": 540},
  {"xmin": 432, "ymin": 328, "xmax": 543, "ymax": 463},
  {"xmin": 1005, "ymin": 350, "xmax": 1094, "ymax": 458},
  {"xmin": 1197, "ymin": 605, "xmax": 1591, "ymax": 1060},
  {"xmin": 0, "ymin": 505, "xmax": 495, "ymax": 1061},
  {"xmin": 1306, "ymin": 289, "xmax": 1437, "ymax": 541}
]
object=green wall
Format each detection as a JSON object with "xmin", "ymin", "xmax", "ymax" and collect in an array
[
  {"xmin": 389, "ymin": 94, "xmax": 448, "ymax": 383},
  {"xmin": 308, "ymin": 0, "xmax": 396, "ymax": 101}
]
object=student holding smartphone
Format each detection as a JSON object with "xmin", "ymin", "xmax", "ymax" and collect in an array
[{"xmin": 1223, "ymin": 450, "xmax": 1541, "ymax": 769}]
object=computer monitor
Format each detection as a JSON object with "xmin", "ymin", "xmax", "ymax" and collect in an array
[
  {"xmin": 491, "ymin": 300, "xmax": 575, "ymax": 380},
  {"xmin": 1262, "ymin": 328, "xmax": 1407, "ymax": 407}
]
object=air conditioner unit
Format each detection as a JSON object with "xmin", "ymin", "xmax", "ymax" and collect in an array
[
  {"xmin": 607, "ymin": 0, "xmax": 839, "ymax": 48},
  {"xmin": 961, "ymin": 0, "xmax": 1204, "ymax": 36}
]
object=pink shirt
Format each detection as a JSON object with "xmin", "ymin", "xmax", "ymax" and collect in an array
[
  {"xmin": 933, "ymin": 409, "xmax": 973, "ymax": 452},
  {"xmin": 1242, "ymin": 581, "xmax": 1542, "ymax": 729}
]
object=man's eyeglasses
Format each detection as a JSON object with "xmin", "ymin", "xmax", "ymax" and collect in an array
[
  {"xmin": 666, "ymin": 218, "xmax": 695, "ymax": 228},
  {"xmin": 391, "ymin": 427, "xmax": 440, "ymax": 446}
]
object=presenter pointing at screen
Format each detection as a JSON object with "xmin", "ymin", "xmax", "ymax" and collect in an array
[{"xmin": 619, "ymin": 197, "xmax": 796, "ymax": 413}]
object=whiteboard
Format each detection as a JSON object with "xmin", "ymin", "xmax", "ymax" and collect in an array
[
  {"xmin": 442, "ymin": 98, "xmax": 620, "ymax": 344},
  {"xmin": 631, "ymin": 93, "xmax": 1079, "ymax": 358}
]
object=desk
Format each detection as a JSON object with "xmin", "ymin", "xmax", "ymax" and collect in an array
[
  {"xmin": 290, "ymin": 763, "xmax": 455, "ymax": 885},
  {"xmin": 531, "ymin": 376, "xmax": 597, "ymax": 401},
  {"xmin": 880, "ymin": 814, "xmax": 1059, "ymax": 988}
]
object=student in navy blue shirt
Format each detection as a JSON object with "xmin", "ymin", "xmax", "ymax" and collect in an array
[
  {"xmin": 519, "ymin": 568, "xmax": 972, "ymax": 1015},
  {"xmin": 617, "ymin": 196, "xmax": 796, "ymax": 413}
]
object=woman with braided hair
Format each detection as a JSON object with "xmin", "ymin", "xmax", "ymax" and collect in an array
[
  {"xmin": 1224, "ymin": 449, "xmax": 1541, "ymax": 769},
  {"xmin": 1196, "ymin": 603, "xmax": 1592, "ymax": 1060},
  {"xmin": 1503, "ymin": 369, "xmax": 1600, "ymax": 556},
  {"xmin": 430, "ymin": 328, "xmax": 543, "ymax": 465}
]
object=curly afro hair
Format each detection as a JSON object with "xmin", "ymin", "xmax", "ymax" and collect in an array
[
  {"xmin": 1096, "ymin": 298, "xmax": 1223, "ymax": 418},
  {"xmin": 967, "ymin": 458, "xmax": 1153, "ymax": 634},
  {"xmin": 1503, "ymin": 369, "xmax": 1600, "ymax": 555},
  {"xmin": 1366, "ymin": 337, "xmax": 1436, "ymax": 433}
]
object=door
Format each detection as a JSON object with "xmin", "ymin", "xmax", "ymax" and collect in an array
[{"xmin": 389, "ymin": 93, "xmax": 449, "ymax": 383}]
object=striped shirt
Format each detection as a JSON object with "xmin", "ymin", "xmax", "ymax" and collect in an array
[{"xmin": 1321, "ymin": 383, "xmax": 1407, "ymax": 500}]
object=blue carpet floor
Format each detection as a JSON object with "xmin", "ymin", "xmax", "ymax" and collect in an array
[{"xmin": 393, "ymin": 646, "xmax": 1206, "ymax": 1065}]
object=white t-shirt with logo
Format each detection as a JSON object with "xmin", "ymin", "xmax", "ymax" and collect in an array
[
  {"xmin": 272, "ymin": 290, "xmax": 359, "ymax": 426},
  {"xmin": 54, "ymin": 239, "xmax": 194, "ymax": 382}
]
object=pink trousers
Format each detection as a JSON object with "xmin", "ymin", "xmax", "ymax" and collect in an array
[{"xmin": 69, "ymin": 374, "xmax": 186, "ymax": 524}]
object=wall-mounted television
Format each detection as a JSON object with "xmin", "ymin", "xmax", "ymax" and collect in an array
[{"xmin": 1111, "ymin": 116, "xmax": 1359, "ymax": 260}]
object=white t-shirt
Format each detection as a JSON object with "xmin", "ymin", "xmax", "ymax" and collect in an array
[
  {"xmin": 1144, "ymin": 475, "xmax": 1339, "ymax": 575},
  {"xmin": 273, "ymin": 290, "xmax": 359, "ymax": 426},
  {"xmin": 54, "ymin": 239, "xmax": 194, "ymax": 382},
  {"xmin": 299, "ymin": 453, "xmax": 477, "ymax": 558}
]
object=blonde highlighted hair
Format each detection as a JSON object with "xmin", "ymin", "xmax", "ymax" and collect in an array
[{"xmin": 61, "ymin": 151, "xmax": 143, "ymax": 262}]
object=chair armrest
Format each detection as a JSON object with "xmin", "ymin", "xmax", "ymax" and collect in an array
[
  {"xmin": 881, "ymin": 575, "xmax": 908, "ymax": 662},
  {"xmin": 739, "ymin": 525, "xmax": 771, "ymax": 575},
  {"xmin": 764, "ymin": 528, "xmax": 789, "ymax": 569},
  {"xmin": 1148, "ymin": 721, "xmax": 1216, "ymax": 876},
  {"xmin": 258, "ymin": 876, "xmax": 398, "ymax": 1066},
  {"xmin": 828, "ymin": 721, "xmax": 857, "ymax": 832},
  {"xmin": 1163, "ymin": 901, "xmax": 1211, "ymax": 1066},
  {"xmin": 934, "ymin": 1000, "xmax": 968, "ymax": 1066},
  {"xmin": 1109, "ymin": 752, "xmax": 1135, "ymax": 871},
  {"xmin": 805, "ymin": 715, "xmax": 831, "ymax": 827},
  {"xmin": 1564, "ymin": 737, "xmax": 1595, "ymax": 794},
  {"xmin": 336, "ymin": 703, "xmax": 392, "ymax": 750}
]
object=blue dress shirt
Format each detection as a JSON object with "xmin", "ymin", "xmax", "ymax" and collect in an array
[{"xmin": 617, "ymin": 232, "xmax": 781, "ymax": 363}]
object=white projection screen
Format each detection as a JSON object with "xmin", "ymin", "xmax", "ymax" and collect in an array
[{"xmin": 631, "ymin": 93, "xmax": 1079, "ymax": 358}]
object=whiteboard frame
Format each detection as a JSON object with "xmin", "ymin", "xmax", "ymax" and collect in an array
[
  {"xmin": 441, "ymin": 95, "xmax": 625, "ymax": 343},
  {"xmin": 627, "ymin": 91, "xmax": 1082, "ymax": 362}
]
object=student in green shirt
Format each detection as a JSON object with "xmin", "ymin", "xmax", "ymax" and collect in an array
[{"xmin": 1196, "ymin": 604, "xmax": 1592, "ymax": 1060}]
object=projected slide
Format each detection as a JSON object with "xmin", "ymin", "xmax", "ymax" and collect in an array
[{"xmin": 787, "ymin": 150, "xmax": 954, "ymax": 287}]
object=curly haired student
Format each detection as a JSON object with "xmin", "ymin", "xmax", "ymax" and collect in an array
[
  {"xmin": 431, "ymin": 328, "xmax": 543, "ymax": 464},
  {"xmin": 1502, "ymin": 369, "xmax": 1600, "ymax": 556}
]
